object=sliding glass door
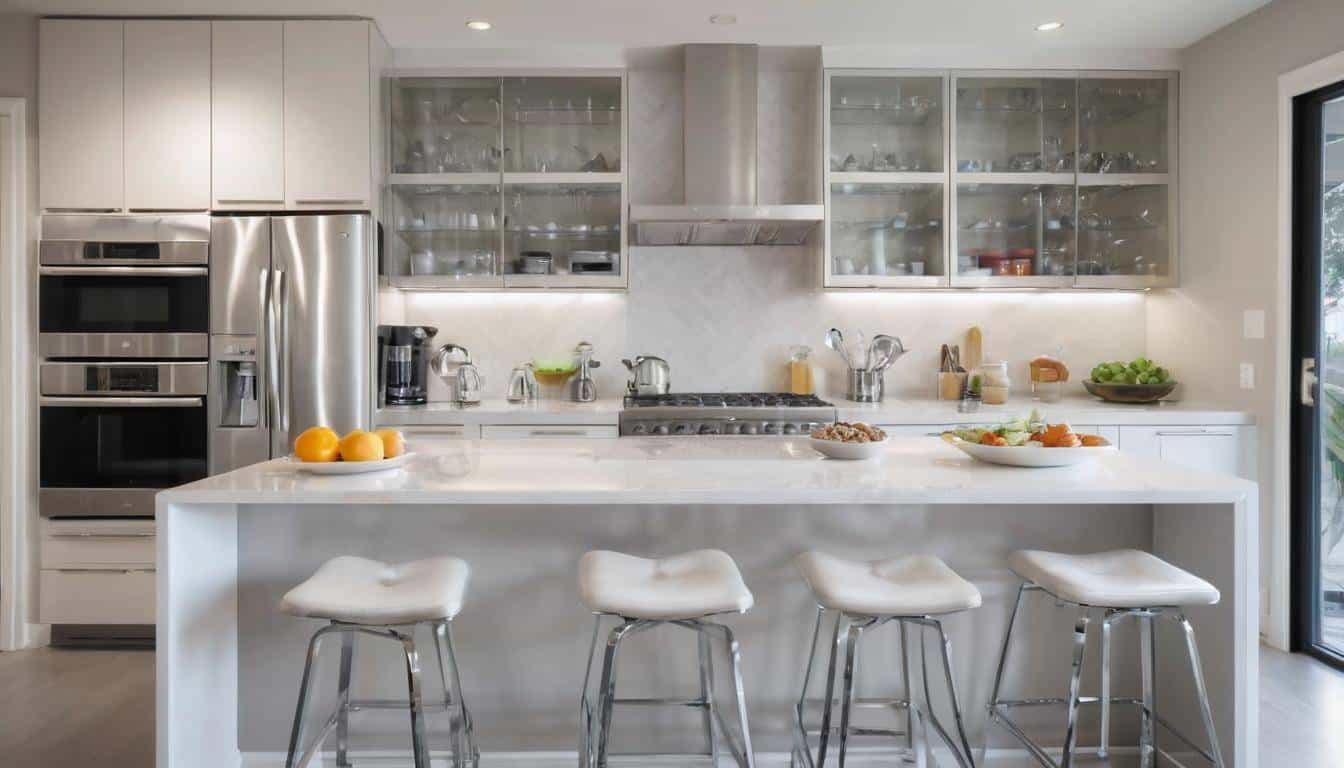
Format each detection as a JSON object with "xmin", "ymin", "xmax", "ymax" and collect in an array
[{"xmin": 1292, "ymin": 78, "xmax": 1344, "ymax": 668}]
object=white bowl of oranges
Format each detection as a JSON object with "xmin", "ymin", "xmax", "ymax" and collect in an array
[{"xmin": 289, "ymin": 426, "xmax": 413, "ymax": 474}]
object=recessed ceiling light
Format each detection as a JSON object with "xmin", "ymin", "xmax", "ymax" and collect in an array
[
  {"xmin": 465, "ymin": 20, "xmax": 492, "ymax": 31},
  {"xmin": 709, "ymin": 14, "xmax": 737, "ymax": 25},
  {"xmin": 1035, "ymin": 21, "xmax": 1063, "ymax": 32}
]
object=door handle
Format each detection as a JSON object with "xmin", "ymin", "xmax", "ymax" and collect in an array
[
  {"xmin": 274, "ymin": 269, "xmax": 290, "ymax": 432},
  {"xmin": 258, "ymin": 267, "xmax": 271, "ymax": 430},
  {"xmin": 1302, "ymin": 357, "xmax": 1319, "ymax": 407},
  {"xmin": 268, "ymin": 269, "xmax": 286, "ymax": 433}
]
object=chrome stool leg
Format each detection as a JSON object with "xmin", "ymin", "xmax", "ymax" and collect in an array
[
  {"xmin": 285, "ymin": 625, "xmax": 339, "ymax": 768},
  {"xmin": 899, "ymin": 620, "xmax": 914, "ymax": 759},
  {"xmin": 437, "ymin": 620, "xmax": 476, "ymax": 768},
  {"xmin": 815, "ymin": 612, "xmax": 848, "ymax": 768},
  {"xmin": 1060, "ymin": 608, "xmax": 1091, "ymax": 768},
  {"xmin": 1140, "ymin": 613, "xmax": 1157, "ymax": 768},
  {"xmin": 399, "ymin": 630, "xmax": 433, "ymax": 768},
  {"xmin": 594, "ymin": 619, "xmax": 646, "ymax": 768},
  {"xmin": 923, "ymin": 618, "xmax": 975, "ymax": 768},
  {"xmin": 578, "ymin": 615, "xmax": 602, "ymax": 768},
  {"xmin": 1098, "ymin": 611, "xmax": 1114, "ymax": 762},
  {"xmin": 1176, "ymin": 614, "xmax": 1226, "ymax": 768},
  {"xmin": 699, "ymin": 628, "xmax": 722, "ymax": 766},
  {"xmin": 792, "ymin": 606, "xmax": 826, "ymax": 768},
  {"xmin": 336, "ymin": 631, "xmax": 355, "ymax": 768},
  {"xmin": 836, "ymin": 620, "xmax": 865, "ymax": 768}
]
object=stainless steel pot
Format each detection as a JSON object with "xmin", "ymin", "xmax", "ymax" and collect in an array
[{"xmin": 621, "ymin": 355, "xmax": 670, "ymax": 396}]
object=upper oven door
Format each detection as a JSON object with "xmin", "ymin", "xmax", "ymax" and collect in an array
[
  {"xmin": 39, "ymin": 213, "xmax": 209, "ymax": 267},
  {"xmin": 39, "ymin": 269, "xmax": 209, "ymax": 358}
]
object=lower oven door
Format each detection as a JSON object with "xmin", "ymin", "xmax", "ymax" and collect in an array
[{"xmin": 39, "ymin": 396, "xmax": 208, "ymax": 518}]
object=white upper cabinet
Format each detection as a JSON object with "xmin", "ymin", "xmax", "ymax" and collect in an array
[
  {"xmin": 283, "ymin": 20, "xmax": 372, "ymax": 209},
  {"xmin": 124, "ymin": 20, "xmax": 212, "ymax": 211},
  {"xmin": 211, "ymin": 21, "xmax": 286, "ymax": 209},
  {"xmin": 39, "ymin": 19, "xmax": 124, "ymax": 211}
]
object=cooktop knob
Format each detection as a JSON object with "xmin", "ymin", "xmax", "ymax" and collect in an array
[
  {"xmin": 763, "ymin": 422, "xmax": 778, "ymax": 435},
  {"xmin": 742, "ymin": 423, "xmax": 759, "ymax": 435},
  {"xmin": 783, "ymin": 423, "xmax": 799, "ymax": 435},
  {"xmin": 699, "ymin": 423, "xmax": 720, "ymax": 435},
  {"xmin": 653, "ymin": 424, "xmax": 670, "ymax": 435},
  {"xmin": 724, "ymin": 422, "xmax": 741, "ymax": 435},
  {"xmin": 673, "ymin": 423, "xmax": 693, "ymax": 435}
]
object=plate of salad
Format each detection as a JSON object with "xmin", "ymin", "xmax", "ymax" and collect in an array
[{"xmin": 940, "ymin": 411, "xmax": 1114, "ymax": 467}]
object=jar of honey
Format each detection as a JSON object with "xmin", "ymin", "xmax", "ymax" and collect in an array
[{"xmin": 789, "ymin": 345, "xmax": 815, "ymax": 395}]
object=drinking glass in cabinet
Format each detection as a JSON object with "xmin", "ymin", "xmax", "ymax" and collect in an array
[
  {"xmin": 830, "ymin": 76, "xmax": 943, "ymax": 173},
  {"xmin": 1079, "ymin": 78, "xmax": 1169, "ymax": 174},
  {"xmin": 956, "ymin": 184, "xmax": 1075, "ymax": 278},
  {"xmin": 955, "ymin": 77, "xmax": 1075, "ymax": 173},
  {"xmin": 390, "ymin": 78, "xmax": 501, "ymax": 174},
  {"xmin": 1077, "ymin": 185, "xmax": 1169, "ymax": 277},
  {"xmin": 830, "ymin": 184, "xmax": 943, "ymax": 278},
  {"xmin": 504, "ymin": 184, "xmax": 621, "ymax": 276},
  {"xmin": 390, "ymin": 184, "xmax": 500, "ymax": 280},
  {"xmin": 503, "ymin": 77, "xmax": 622, "ymax": 173}
]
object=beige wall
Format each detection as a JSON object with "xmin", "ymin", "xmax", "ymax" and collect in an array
[{"xmin": 1152, "ymin": 0, "xmax": 1344, "ymax": 645}]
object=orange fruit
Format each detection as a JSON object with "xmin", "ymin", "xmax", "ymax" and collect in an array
[
  {"xmin": 338, "ymin": 429, "xmax": 385, "ymax": 462},
  {"xmin": 294, "ymin": 426, "xmax": 340, "ymax": 463},
  {"xmin": 374, "ymin": 428, "xmax": 406, "ymax": 458}
]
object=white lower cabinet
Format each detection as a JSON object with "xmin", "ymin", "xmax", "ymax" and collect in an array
[
  {"xmin": 481, "ymin": 425, "xmax": 619, "ymax": 439},
  {"xmin": 39, "ymin": 519, "xmax": 156, "ymax": 624},
  {"xmin": 1117, "ymin": 425, "xmax": 1256, "ymax": 481}
]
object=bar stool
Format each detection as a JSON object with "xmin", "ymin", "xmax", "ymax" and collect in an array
[
  {"xmin": 280, "ymin": 555, "xmax": 478, "ymax": 768},
  {"xmin": 578, "ymin": 549, "xmax": 756, "ymax": 768},
  {"xmin": 792, "ymin": 551, "xmax": 982, "ymax": 768},
  {"xmin": 987, "ymin": 549, "xmax": 1225, "ymax": 768}
]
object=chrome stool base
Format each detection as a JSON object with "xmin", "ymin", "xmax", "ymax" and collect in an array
[
  {"xmin": 579, "ymin": 614, "xmax": 756, "ymax": 768},
  {"xmin": 285, "ymin": 620, "xmax": 478, "ymax": 768},
  {"xmin": 791, "ymin": 607, "xmax": 975, "ymax": 768},
  {"xmin": 986, "ymin": 582, "xmax": 1226, "ymax": 768}
]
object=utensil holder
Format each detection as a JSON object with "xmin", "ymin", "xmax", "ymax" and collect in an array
[{"xmin": 847, "ymin": 369, "xmax": 884, "ymax": 403}]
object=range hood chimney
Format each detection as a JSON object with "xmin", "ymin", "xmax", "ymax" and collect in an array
[{"xmin": 629, "ymin": 44, "xmax": 824, "ymax": 247}]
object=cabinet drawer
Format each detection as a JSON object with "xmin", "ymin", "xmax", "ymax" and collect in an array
[
  {"xmin": 481, "ymin": 425, "xmax": 618, "ymax": 439},
  {"xmin": 42, "ymin": 519, "xmax": 156, "ymax": 569},
  {"xmin": 40, "ymin": 569, "xmax": 155, "ymax": 625}
]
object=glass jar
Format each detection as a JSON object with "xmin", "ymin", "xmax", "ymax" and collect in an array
[
  {"xmin": 978, "ymin": 361, "xmax": 1010, "ymax": 405},
  {"xmin": 789, "ymin": 346, "xmax": 816, "ymax": 395}
]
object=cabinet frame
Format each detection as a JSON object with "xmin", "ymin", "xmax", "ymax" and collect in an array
[
  {"xmin": 823, "ymin": 69, "xmax": 952, "ymax": 289},
  {"xmin": 382, "ymin": 68, "xmax": 629, "ymax": 292},
  {"xmin": 822, "ymin": 68, "xmax": 1178, "ymax": 291}
]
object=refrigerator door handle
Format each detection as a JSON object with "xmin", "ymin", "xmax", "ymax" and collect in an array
[
  {"xmin": 268, "ymin": 268, "xmax": 286, "ymax": 435},
  {"xmin": 257, "ymin": 267, "xmax": 271, "ymax": 430}
]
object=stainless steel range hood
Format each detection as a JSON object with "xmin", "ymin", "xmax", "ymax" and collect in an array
[{"xmin": 629, "ymin": 44, "xmax": 824, "ymax": 247}]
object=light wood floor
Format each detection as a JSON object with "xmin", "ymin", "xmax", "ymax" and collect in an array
[{"xmin": 0, "ymin": 644, "xmax": 1339, "ymax": 766}]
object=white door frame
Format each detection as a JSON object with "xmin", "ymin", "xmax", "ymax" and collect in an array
[
  {"xmin": 1273, "ymin": 50, "xmax": 1344, "ymax": 651},
  {"xmin": 0, "ymin": 97, "xmax": 42, "ymax": 650}
]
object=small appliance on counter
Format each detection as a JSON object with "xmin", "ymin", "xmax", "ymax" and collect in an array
[
  {"xmin": 378, "ymin": 325, "xmax": 438, "ymax": 406},
  {"xmin": 431, "ymin": 343, "xmax": 483, "ymax": 405},
  {"xmin": 622, "ymin": 355, "xmax": 671, "ymax": 396},
  {"xmin": 507, "ymin": 363, "xmax": 540, "ymax": 403},
  {"xmin": 568, "ymin": 341, "xmax": 602, "ymax": 402}
]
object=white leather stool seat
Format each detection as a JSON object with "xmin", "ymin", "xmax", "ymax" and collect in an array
[
  {"xmin": 795, "ymin": 551, "xmax": 982, "ymax": 616},
  {"xmin": 280, "ymin": 555, "xmax": 470, "ymax": 625},
  {"xmin": 1008, "ymin": 549, "xmax": 1219, "ymax": 608},
  {"xmin": 580, "ymin": 549, "xmax": 754, "ymax": 620}
]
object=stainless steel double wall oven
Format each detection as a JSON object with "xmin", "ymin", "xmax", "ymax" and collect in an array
[{"xmin": 38, "ymin": 215, "xmax": 211, "ymax": 518}]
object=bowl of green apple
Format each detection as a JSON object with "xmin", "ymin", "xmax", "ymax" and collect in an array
[{"xmin": 1083, "ymin": 358, "xmax": 1177, "ymax": 403}]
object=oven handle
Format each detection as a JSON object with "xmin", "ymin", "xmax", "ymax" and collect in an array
[
  {"xmin": 40, "ymin": 396, "xmax": 204, "ymax": 408},
  {"xmin": 38, "ymin": 266, "xmax": 208, "ymax": 277}
]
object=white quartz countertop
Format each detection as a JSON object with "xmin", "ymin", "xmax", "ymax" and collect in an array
[
  {"xmin": 374, "ymin": 394, "xmax": 1252, "ymax": 428},
  {"xmin": 159, "ymin": 436, "xmax": 1256, "ymax": 507}
]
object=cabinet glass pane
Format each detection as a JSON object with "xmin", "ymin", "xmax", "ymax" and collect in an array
[
  {"xmin": 956, "ymin": 77, "xmax": 1075, "ymax": 173},
  {"xmin": 830, "ymin": 76, "xmax": 943, "ymax": 172},
  {"xmin": 504, "ymin": 184, "xmax": 621, "ymax": 276},
  {"xmin": 504, "ymin": 77, "xmax": 622, "ymax": 173},
  {"xmin": 390, "ymin": 78, "xmax": 501, "ymax": 174},
  {"xmin": 1079, "ymin": 78, "xmax": 1169, "ymax": 174},
  {"xmin": 389, "ymin": 184, "xmax": 500, "ymax": 280},
  {"xmin": 1077, "ymin": 184, "xmax": 1169, "ymax": 278},
  {"xmin": 830, "ymin": 183, "xmax": 943, "ymax": 278},
  {"xmin": 956, "ymin": 184, "xmax": 1075, "ymax": 278}
]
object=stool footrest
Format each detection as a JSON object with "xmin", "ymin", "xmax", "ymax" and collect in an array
[
  {"xmin": 612, "ymin": 696, "xmax": 710, "ymax": 708},
  {"xmin": 989, "ymin": 700, "xmax": 1218, "ymax": 767},
  {"xmin": 347, "ymin": 698, "xmax": 453, "ymax": 714}
]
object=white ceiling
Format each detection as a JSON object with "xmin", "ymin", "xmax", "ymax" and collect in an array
[{"xmin": 0, "ymin": 0, "xmax": 1270, "ymax": 51}]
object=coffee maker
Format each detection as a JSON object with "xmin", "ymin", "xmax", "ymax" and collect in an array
[{"xmin": 378, "ymin": 325, "xmax": 438, "ymax": 405}]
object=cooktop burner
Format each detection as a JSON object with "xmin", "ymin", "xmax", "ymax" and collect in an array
[{"xmin": 624, "ymin": 392, "xmax": 834, "ymax": 408}]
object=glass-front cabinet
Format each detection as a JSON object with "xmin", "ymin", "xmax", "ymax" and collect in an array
[
  {"xmin": 824, "ymin": 71, "xmax": 949, "ymax": 288},
  {"xmin": 384, "ymin": 72, "xmax": 626, "ymax": 290},
  {"xmin": 823, "ymin": 69, "xmax": 1175, "ymax": 289}
]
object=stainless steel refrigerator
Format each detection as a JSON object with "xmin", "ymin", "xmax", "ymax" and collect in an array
[{"xmin": 208, "ymin": 214, "xmax": 375, "ymax": 474}]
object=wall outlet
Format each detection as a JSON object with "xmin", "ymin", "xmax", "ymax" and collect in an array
[
  {"xmin": 1243, "ymin": 309, "xmax": 1266, "ymax": 339},
  {"xmin": 1240, "ymin": 362, "xmax": 1255, "ymax": 389}
]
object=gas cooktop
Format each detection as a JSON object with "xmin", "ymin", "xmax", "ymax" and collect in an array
[{"xmin": 619, "ymin": 392, "xmax": 836, "ymax": 436}]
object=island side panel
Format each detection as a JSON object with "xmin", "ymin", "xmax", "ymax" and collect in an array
[
  {"xmin": 1154, "ymin": 500, "xmax": 1258, "ymax": 768},
  {"xmin": 156, "ymin": 501, "xmax": 241, "ymax": 768},
  {"xmin": 236, "ymin": 501, "xmax": 1166, "ymax": 758}
]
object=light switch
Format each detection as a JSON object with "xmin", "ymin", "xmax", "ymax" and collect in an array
[
  {"xmin": 1243, "ymin": 309, "xmax": 1266, "ymax": 339},
  {"xmin": 1240, "ymin": 362, "xmax": 1255, "ymax": 390}
]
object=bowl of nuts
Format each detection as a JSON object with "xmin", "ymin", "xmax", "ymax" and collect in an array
[{"xmin": 809, "ymin": 422, "xmax": 889, "ymax": 460}]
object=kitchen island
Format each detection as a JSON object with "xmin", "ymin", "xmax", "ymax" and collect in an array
[{"xmin": 156, "ymin": 437, "xmax": 1258, "ymax": 767}]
